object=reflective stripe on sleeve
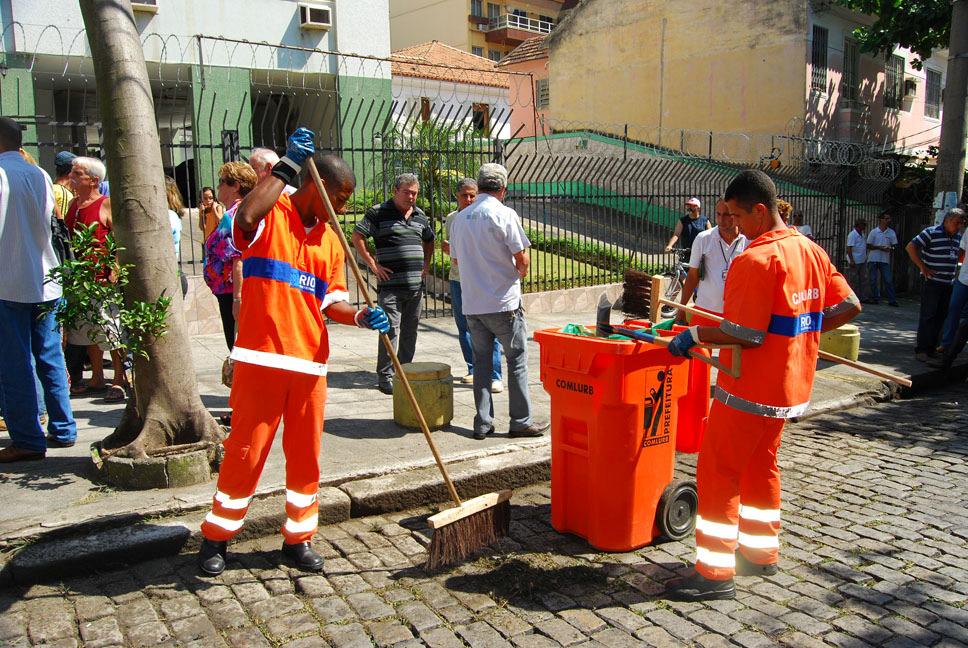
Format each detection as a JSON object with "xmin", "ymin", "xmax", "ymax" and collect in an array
[
  {"xmin": 285, "ymin": 489, "xmax": 318, "ymax": 508},
  {"xmin": 739, "ymin": 504, "xmax": 782, "ymax": 523},
  {"xmin": 205, "ymin": 512, "xmax": 245, "ymax": 532},
  {"xmin": 695, "ymin": 516, "xmax": 739, "ymax": 540},
  {"xmin": 720, "ymin": 319, "xmax": 766, "ymax": 345},
  {"xmin": 715, "ymin": 386, "xmax": 810, "ymax": 419},
  {"xmin": 738, "ymin": 532, "xmax": 780, "ymax": 549},
  {"xmin": 696, "ymin": 547, "xmax": 736, "ymax": 569},
  {"xmin": 823, "ymin": 293, "xmax": 860, "ymax": 318},
  {"xmin": 284, "ymin": 515, "xmax": 318, "ymax": 534},
  {"xmin": 214, "ymin": 491, "xmax": 252, "ymax": 510},
  {"xmin": 230, "ymin": 346, "xmax": 328, "ymax": 376},
  {"xmin": 320, "ymin": 290, "xmax": 349, "ymax": 311}
]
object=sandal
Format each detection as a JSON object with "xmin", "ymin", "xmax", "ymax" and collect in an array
[
  {"xmin": 71, "ymin": 382, "xmax": 107, "ymax": 396},
  {"xmin": 104, "ymin": 385, "xmax": 127, "ymax": 402}
]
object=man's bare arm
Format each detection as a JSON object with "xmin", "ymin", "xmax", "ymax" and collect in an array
[{"xmin": 513, "ymin": 249, "xmax": 530, "ymax": 278}]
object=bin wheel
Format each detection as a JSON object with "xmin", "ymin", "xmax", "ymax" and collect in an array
[{"xmin": 657, "ymin": 479, "xmax": 698, "ymax": 541}]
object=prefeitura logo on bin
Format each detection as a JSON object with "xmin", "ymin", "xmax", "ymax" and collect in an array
[{"xmin": 642, "ymin": 368, "xmax": 674, "ymax": 447}]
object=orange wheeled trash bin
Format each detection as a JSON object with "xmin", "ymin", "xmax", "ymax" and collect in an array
[{"xmin": 534, "ymin": 322, "xmax": 709, "ymax": 552}]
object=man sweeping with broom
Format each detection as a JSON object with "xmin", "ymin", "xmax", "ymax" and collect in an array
[
  {"xmin": 197, "ymin": 129, "xmax": 390, "ymax": 576},
  {"xmin": 662, "ymin": 169, "xmax": 861, "ymax": 600}
]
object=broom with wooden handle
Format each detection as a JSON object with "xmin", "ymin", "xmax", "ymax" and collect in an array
[
  {"xmin": 658, "ymin": 298, "xmax": 913, "ymax": 388},
  {"xmin": 306, "ymin": 158, "xmax": 510, "ymax": 570}
]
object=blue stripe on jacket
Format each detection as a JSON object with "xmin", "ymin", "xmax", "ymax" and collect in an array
[
  {"xmin": 768, "ymin": 312, "xmax": 823, "ymax": 337},
  {"xmin": 242, "ymin": 257, "xmax": 329, "ymax": 301}
]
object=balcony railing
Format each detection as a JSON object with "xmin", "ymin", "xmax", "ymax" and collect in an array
[{"xmin": 486, "ymin": 13, "xmax": 554, "ymax": 35}]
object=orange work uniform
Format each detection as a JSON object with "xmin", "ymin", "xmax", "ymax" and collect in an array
[
  {"xmin": 694, "ymin": 228, "xmax": 855, "ymax": 580},
  {"xmin": 201, "ymin": 194, "xmax": 349, "ymax": 545}
]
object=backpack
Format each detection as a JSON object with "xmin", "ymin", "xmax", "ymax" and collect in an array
[{"xmin": 51, "ymin": 212, "xmax": 74, "ymax": 265}]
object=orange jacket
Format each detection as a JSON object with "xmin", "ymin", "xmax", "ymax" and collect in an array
[
  {"xmin": 715, "ymin": 228, "xmax": 854, "ymax": 418},
  {"xmin": 230, "ymin": 194, "xmax": 348, "ymax": 375}
]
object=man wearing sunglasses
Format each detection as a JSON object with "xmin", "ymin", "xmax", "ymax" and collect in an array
[{"xmin": 198, "ymin": 128, "xmax": 390, "ymax": 576}]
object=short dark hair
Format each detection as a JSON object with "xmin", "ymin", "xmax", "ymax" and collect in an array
[
  {"xmin": 316, "ymin": 154, "xmax": 356, "ymax": 191},
  {"xmin": 0, "ymin": 117, "xmax": 24, "ymax": 151},
  {"xmin": 879, "ymin": 211, "xmax": 892, "ymax": 220},
  {"xmin": 854, "ymin": 218, "xmax": 867, "ymax": 228},
  {"xmin": 723, "ymin": 169, "xmax": 777, "ymax": 214}
]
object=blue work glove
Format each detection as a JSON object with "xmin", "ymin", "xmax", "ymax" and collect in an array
[
  {"xmin": 356, "ymin": 306, "xmax": 390, "ymax": 334},
  {"xmin": 284, "ymin": 127, "xmax": 315, "ymax": 167},
  {"xmin": 667, "ymin": 326, "xmax": 699, "ymax": 357}
]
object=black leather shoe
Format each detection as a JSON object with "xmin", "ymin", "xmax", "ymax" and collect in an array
[
  {"xmin": 735, "ymin": 551, "xmax": 778, "ymax": 577},
  {"xmin": 282, "ymin": 541, "xmax": 324, "ymax": 572},
  {"xmin": 198, "ymin": 539, "xmax": 227, "ymax": 576},
  {"xmin": 46, "ymin": 435, "xmax": 76, "ymax": 448},
  {"xmin": 473, "ymin": 427, "xmax": 494, "ymax": 440},
  {"xmin": 377, "ymin": 383, "xmax": 393, "ymax": 395},
  {"xmin": 664, "ymin": 570, "xmax": 735, "ymax": 601},
  {"xmin": 508, "ymin": 420, "xmax": 550, "ymax": 438}
]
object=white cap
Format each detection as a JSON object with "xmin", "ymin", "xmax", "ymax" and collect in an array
[{"xmin": 686, "ymin": 197, "xmax": 701, "ymax": 209}]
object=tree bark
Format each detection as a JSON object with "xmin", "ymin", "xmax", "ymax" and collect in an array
[
  {"xmin": 932, "ymin": 0, "xmax": 968, "ymax": 222},
  {"xmin": 79, "ymin": 0, "xmax": 221, "ymax": 460}
]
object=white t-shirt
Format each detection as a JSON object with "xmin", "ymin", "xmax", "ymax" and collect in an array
[
  {"xmin": 168, "ymin": 209, "xmax": 183, "ymax": 260},
  {"xmin": 958, "ymin": 235, "xmax": 968, "ymax": 286},
  {"xmin": 796, "ymin": 224, "xmax": 814, "ymax": 238},
  {"xmin": 866, "ymin": 227, "xmax": 898, "ymax": 264},
  {"xmin": 0, "ymin": 152, "xmax": 62, "ymax": 302},
  {"xmin": 687, "ymin": 226, "xmax": 747, "ymax": 314},
  {"xmin": 846, "ymin": 228, "xmax": 867, "ymax": 264},
  {"xmin": 449, "ymin": 193, "xmax": 530, "ymax": 316}
]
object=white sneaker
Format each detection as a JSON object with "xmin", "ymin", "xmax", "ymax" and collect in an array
[
  {"xmin": 461, "ymin": 374, "xmax": 474, "ymax": 384},
  {"xmin": 490, "ymin": 380, "xmax": 504, "ymax": 393}
]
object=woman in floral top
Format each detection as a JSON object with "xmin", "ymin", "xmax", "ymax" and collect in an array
[{"xmin": 204, "ymin": 161, "xmax": 258, "ymax": 351}]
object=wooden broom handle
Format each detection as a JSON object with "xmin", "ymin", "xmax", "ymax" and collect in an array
[
  {"xmin": 659, "ymin": 297, "xmax": 913, "ymax": 388},
  {"xmin": 306, "ymin": 158, "xmax": 463, "ymax": 507}
]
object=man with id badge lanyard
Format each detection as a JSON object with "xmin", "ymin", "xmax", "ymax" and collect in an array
[{"xmin": 676, "ymin": 199, "xmax": 747, "ymax": 326}]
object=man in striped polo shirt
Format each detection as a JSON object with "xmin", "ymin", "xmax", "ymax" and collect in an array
[
  {"xmin": 905, "ymin": 208, "xmax": 966, "ymax": 364},
  {"xmin": 353, "ymin": 173, "xmax": 435, "ymax": 394}
]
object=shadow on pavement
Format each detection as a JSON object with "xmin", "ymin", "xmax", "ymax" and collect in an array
[{"xmin": 0, "ymin": 453, "xmax": 92, "ymax": 491}]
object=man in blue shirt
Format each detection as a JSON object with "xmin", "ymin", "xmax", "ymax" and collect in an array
[{"xmin": 905, "ymin": 208, "xmax": 966, "ymax": 363}]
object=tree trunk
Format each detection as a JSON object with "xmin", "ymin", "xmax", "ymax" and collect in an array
[
  {"xmin": 932, "ymin": 0, "xmax": 968, "ymax": 223},
  {"xmin": 80, "ymin": 0, "xmax": 221, "ymax": 460}
]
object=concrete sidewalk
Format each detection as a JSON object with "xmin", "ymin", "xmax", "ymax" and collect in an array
[{"xmin": 0, "ymin": 295, "xmax": 958, "ymax": 555}]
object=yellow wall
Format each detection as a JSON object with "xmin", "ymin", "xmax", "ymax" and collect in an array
[
  {"xmin": 548, "ymin": 0, "xmax": 808, "ymax": 143},
  {"xmin": 390, "ymin": 0, "xmax": 470, "ymax": 51}
]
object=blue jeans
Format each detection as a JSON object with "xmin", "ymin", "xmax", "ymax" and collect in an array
[
  {"xmin": 466, "ymin": 307, "xmax": 532, "ymax": 433},
  {"xmin": 450, "ymin": 280, "xmax": 501, "ymax": 380},
  {"xmin": 916, "ymin": 280, "xmax": 952, "ymax": 354},
  {"xmin": 0, "ymin": 299, "xmax": 76, "ymax": 451},
  {"xmin": 941, "ymin": 280, "xmax": 968, "ymax": 350},
  {"xmin": 868, "ymin": 261, "xmax": 896, "ymax": 303}
]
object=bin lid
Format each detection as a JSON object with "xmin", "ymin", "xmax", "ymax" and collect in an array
[
  {"xmin": 824, "ymin": 324, "xmax": 859, "ymax": 335},
  {"xmin": 400, "ymin": 362, "xmax": 452, "ymax": 381}
]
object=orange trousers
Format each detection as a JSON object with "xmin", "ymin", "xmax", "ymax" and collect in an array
[
  {"xmin": 694, "ymin": 399, "xmax": 785, "ymax": 580},
  {"xmin": 201, "ymin": 362, "xmax": 327, "ymax": 545}
]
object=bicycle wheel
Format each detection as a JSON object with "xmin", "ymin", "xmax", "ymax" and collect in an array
[{"xmin": 659, "ymin": 273, "xmax": 682, "ymax": 320}]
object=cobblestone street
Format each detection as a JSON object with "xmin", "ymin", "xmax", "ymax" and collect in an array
[{"xmin": 2, "ymin": 385, "xmax": 967, "ymax": 648}]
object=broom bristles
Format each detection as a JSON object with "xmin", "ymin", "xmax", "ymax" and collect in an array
[{"xmin": 425, "ymin": 499, "xmax": 510, "ymax": 571}]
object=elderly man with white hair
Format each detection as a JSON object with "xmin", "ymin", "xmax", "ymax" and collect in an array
[
  {"xmin": 449, "ymin": 163, "xmax": 548, "ymax": 441},
  {"xmin": 249, "ymin": 147, "xmax": 296, "ymax": 194}
]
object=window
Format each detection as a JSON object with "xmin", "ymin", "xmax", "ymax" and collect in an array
[
  {"xmin": 842, "ymin": 38, "xmax": 859, "ymax": 103},
  {"xmin": 471, "ymin": 0, "xmax": 483, "ymax": 16},
  {"xmin": 535, "ymin": 78, "xmax": 550, "ymax": 108},
  {"xmin": 511, "ymin": 8, "xmax": 527, "ymax": 17},
  {"xmin": 925, "ymin": 68, "xmax": 942, "ymax": 119},
  {"xmin": 811, "ymin": 25, "xmax": 828, "ymax": 91},
  {"xmin": 471, "ymin": 46, "xmax": 484, "ymax": 57},
  {"xmin": 884, "ymin": 54, "xmax": 905, "ymax": 109},
  {"xmin": 472, "ymin": 102, "xmax": 490, "ymax": 135},
  {"xmin": 420, "ymin": 97, "xmax": 431, "ymax": 122},
  {"xmin": 487, "ymin": 2, "xmax": 500, "ymax": 19},
  {"xmin": 488, "ymin": 49, "xmax": 502, "ymax": 62},
  {"xmin": 539, "ymin": 14, "xmax": 553, "ymax": 24}
]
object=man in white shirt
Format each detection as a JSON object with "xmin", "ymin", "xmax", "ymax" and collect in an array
[
  {"xmin": 677, "ymin": 199, "xmax": 747, "ymax": 325},
  {"xmin": 249, "ymin": 148, "xmax": 297, "ymax": 195},
  {"xmin": 449, "ymin": 163, "xmax": 549, "ymax": 441},
  {"xmin": 846, "ymin": 219, "xmax": 870, "ymax": 303},
  {"xmin": 0, "ymin": 117, "xmax": 77, "ymax": 462},
  {"xmin": 866, "ymin": 212, "xmax": 899, "ymax": 306}
]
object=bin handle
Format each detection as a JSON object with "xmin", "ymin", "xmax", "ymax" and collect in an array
[{"xmin": 606, "ymin": 325, "xmax": 742, "ymax": 379}]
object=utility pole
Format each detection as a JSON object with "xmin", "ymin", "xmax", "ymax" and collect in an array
[{"xmin": 933, "ymin": 0, "xmax": 968, "ymax": 223}]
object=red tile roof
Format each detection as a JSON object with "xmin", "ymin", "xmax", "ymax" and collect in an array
[
  {"xmin": 496, "ymin": 36, "xmax": 548, "ymax": 67},
  {"xmin": 391, "ymin": 41, "xmax": 509, "ymax": 89}
]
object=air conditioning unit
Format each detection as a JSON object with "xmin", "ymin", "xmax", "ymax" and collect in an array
[
  {"xmin": 131, "ymin": 0, "xmax": 158, "ymax": 13},
  {"xmin": 904, "ymin": 77, "xmax": 919, "ymax": 97},
  {"xmin": 299, "ymin": 4, "xmax": 332, "ymax": 30}
]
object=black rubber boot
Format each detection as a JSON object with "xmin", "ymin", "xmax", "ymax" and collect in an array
[
  {"xmin": 735, "ymin": 551, "xmax": 779, "ymax": 577},
  {"xmin": 198, "ymin": 539, "xmax": 227, "ymax": 576},
  {"xmin": 282, "ymin": 541, "xmax": 324, "ymax": 572},
  {"xmin": 664, "ymin": 570, "xmax": 735, "ymax": 601}
]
